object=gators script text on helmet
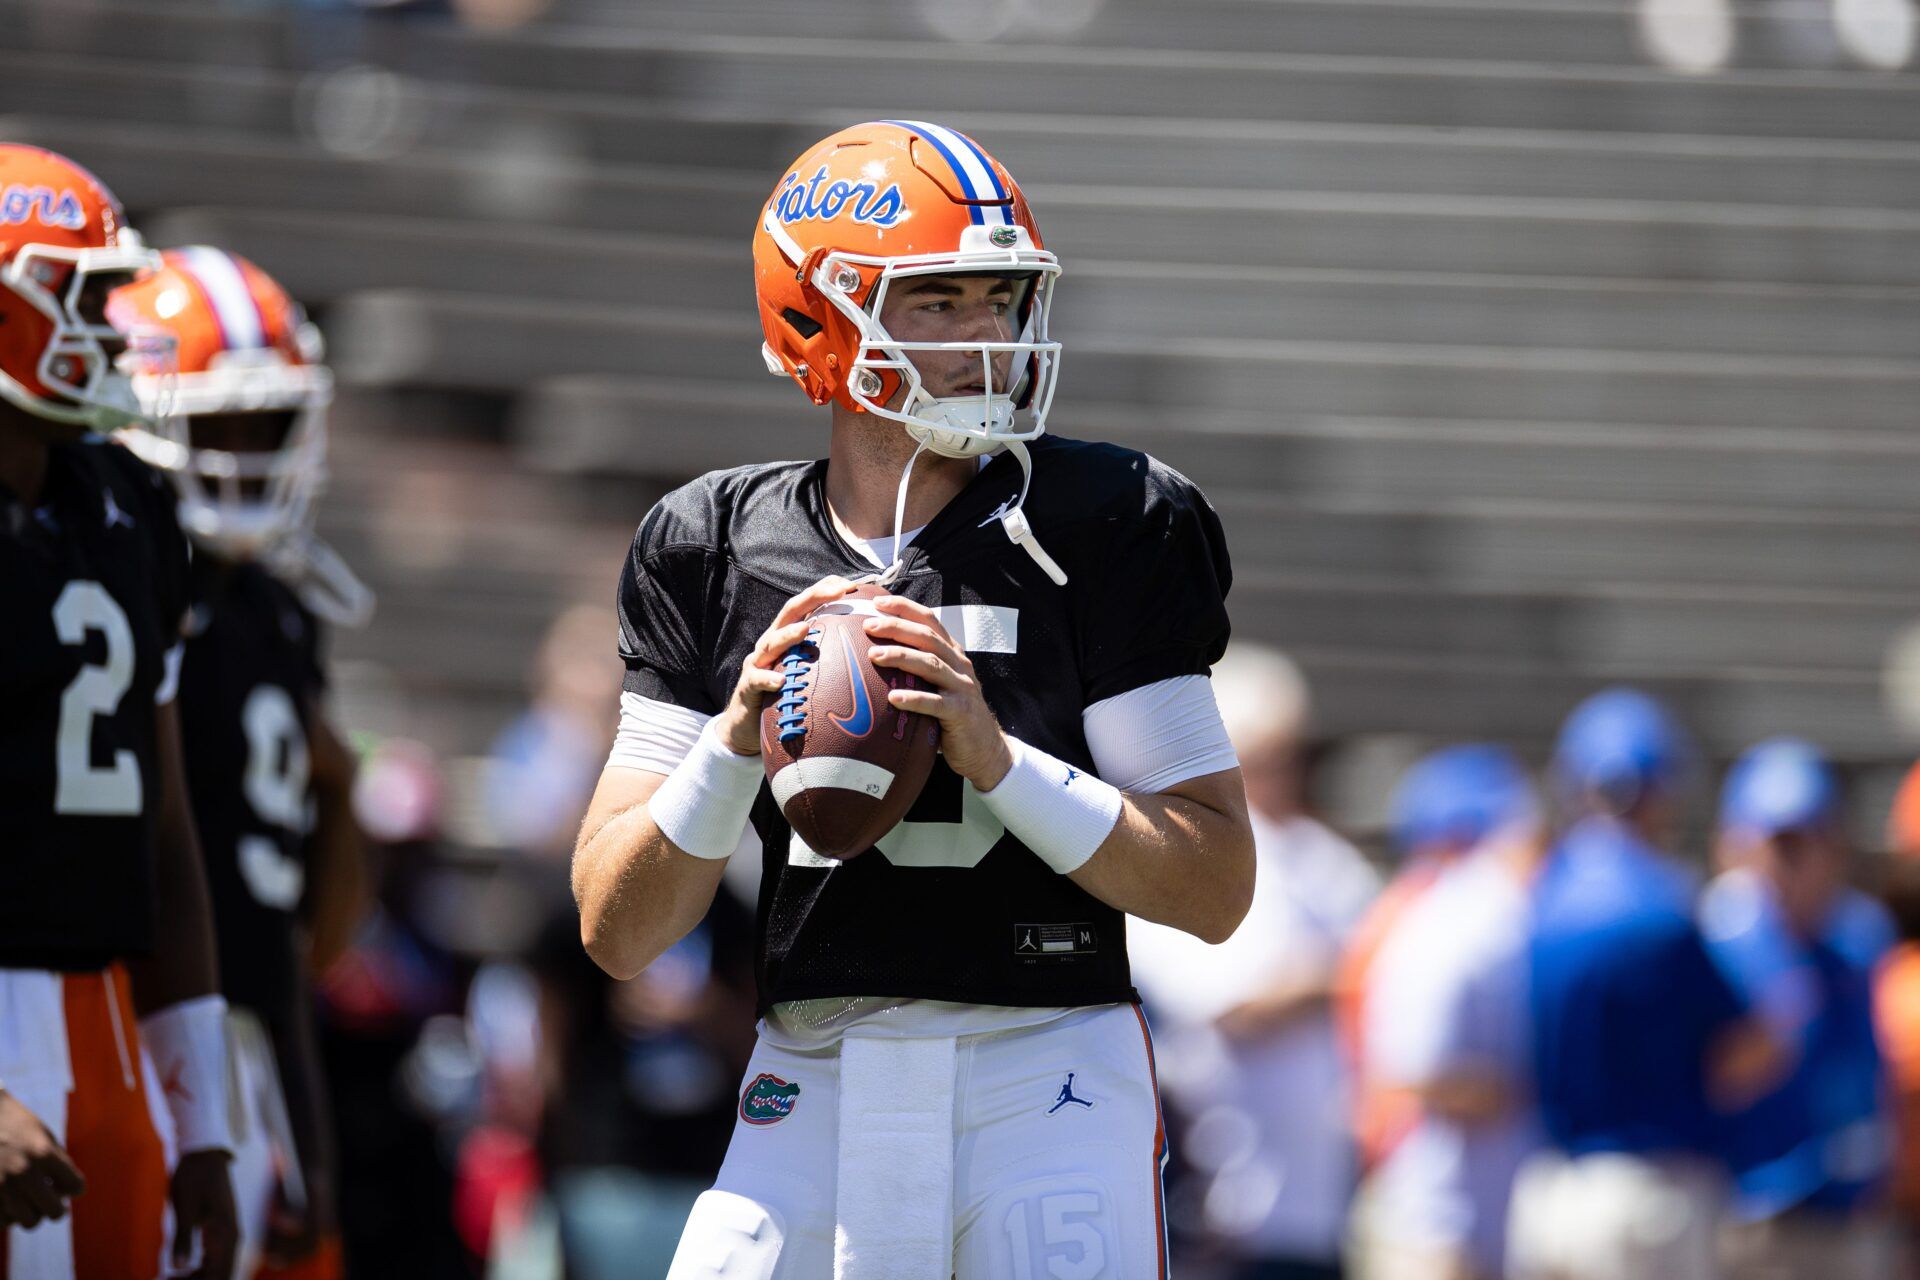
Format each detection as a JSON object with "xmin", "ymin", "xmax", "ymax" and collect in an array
[
  {"xmin": 111, "ymin": 247, "xmax": 332, "ymax": 558},
  {"xmin": 0, "ymin": 144, "xmax": 165, "ymax": 432}
]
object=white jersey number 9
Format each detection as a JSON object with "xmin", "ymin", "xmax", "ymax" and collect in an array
[{"xmin": 239, "ymin": 684, "xmax": 311, "ymax": 910}]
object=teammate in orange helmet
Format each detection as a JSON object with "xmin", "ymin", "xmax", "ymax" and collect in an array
[
  {"xmin": 113, "ymin": 248, "xmax": 369, "ymax": 1280},
  {"xmin": 574, "ymin": 120, "xmax": 1254, "ymax": 1279},
  {"xmin": 0, "ymin": 144, "xmax": 237, "ymax": 1279}
]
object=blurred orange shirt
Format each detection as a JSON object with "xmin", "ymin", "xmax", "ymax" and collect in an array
[
  {"xmin": 1876, "ymin": 942, "xmax": 1920, "ymax": 1219},
  {"xmin": 1335, "ymin": 855, "xmax": 1450, "ymax": 1170}
]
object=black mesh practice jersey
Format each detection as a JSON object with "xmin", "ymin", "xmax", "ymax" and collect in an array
[
  {"xmin": 179, "ymin": 559, "xmax": 325, "ymax": 1025},
  {"xmin": 0, "ymin": 439, "xmax": 192, "ymax": 970},
  {"xmin": 616, "ymin": 435, "xmax": 1233, "ymax": 1013}
]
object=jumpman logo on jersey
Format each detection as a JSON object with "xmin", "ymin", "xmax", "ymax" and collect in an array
[
  {"xmin": 1048, "ymin": 1072, "xmax": 1094, "ymax": 1114},
  {"xmin": 1063, "ymin": 767, "xmax": 1079, "ymax": 787},
  {"xmin": 977, "ymin": 494, "xmax": 1019, "ymax": 529},
  {"xmin": 101, "ymin": 489, "xmax": 134, "ymax": 530}
]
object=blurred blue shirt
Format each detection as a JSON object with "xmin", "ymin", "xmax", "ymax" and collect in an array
[
  {"xmin": 1701, "ymin": 871, "xmax": 1894, "ymax": 1217},
  {"xmin": 1528, "ymin": 817, "xmax": 1747, "ymax": 1161}
]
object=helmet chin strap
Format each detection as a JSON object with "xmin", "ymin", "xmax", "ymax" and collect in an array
[
  {"xmin": 997, "ymin": 439, "xmax": 1068, "ymax": 586},
  {"xmin": 864, "ymin": 399, "xmax": 1068, "ymax": 589},
  {"xmin": 866, "ymin": 437, "xmax": 931, "ymax": 589},
  {"xmin": 265, "ymin": 530, "xmax": 377, "ymax": 628}
]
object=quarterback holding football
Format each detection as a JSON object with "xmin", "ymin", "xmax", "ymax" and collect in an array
[{"xmin": 572, "ymin": 120, "xmax": 1254, "ymax": 1279}]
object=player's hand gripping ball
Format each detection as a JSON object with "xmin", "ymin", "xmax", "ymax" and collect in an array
[{"xmin": 760, "ymin": 584, "xmax": 940, "ymax": 859}]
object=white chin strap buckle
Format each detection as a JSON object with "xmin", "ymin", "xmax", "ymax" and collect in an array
[{"xmin": 999, "ymin": 505, "xmax": 1067, "ymax": 586}]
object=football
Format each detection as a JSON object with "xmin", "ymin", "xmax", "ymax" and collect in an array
[{"xmin": 759, "ymin": 584, "xmax": 941, "ymax": 859}]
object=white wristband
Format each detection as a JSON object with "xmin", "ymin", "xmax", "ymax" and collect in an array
[
  {"xmin": 979, "ymin": 737, "xmax": 1124, "ymax": 875},
  {"xmin": 139, "ymin": 995, "xmax": 235, "ymax": 1155},
  {"xmin": 647, "ymin": 717, "xmax": 763, "ymax": 860}
]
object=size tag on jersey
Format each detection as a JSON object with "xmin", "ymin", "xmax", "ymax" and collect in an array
[{"xmin": 1013, "ymin": 923, "xmax": 1097, "ymax": 961}]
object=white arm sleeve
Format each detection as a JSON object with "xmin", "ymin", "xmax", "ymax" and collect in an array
[
  {"xmin": 607, "ymin": 691, "xmax": 708, "ymax": 776},
  {"xmin": 1082, "ymin": 674, "xmax": 1240, "ymax": 794}
]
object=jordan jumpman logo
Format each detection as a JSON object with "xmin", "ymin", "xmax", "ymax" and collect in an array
[{"xmin": 1048, "ymin": 1072, "xmax": 1094, "ymax": 1114}]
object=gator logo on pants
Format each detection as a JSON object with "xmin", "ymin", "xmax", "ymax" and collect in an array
[{"xmin": 740, "ymin": 1073, "xmax": 802, "ymax": 1126}]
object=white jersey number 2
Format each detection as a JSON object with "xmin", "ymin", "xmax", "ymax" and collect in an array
[{"xmin": 53, "ymin": 581, "xmax": 142, "ymax": 817}]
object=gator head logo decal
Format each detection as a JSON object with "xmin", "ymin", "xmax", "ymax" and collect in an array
[
  {"xmin": 988, "ymin": 225, "xmax": 1019, "ymax": 248},
  {"xmin": 740, "ymin": 1073, "xmax": 801, "ymax": 1126}
]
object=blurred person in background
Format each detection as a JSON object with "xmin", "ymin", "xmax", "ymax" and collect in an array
[
  {"xmin": 1507, "ymin": 688, "xmax": 1780, "ymax": 1280},
  {"xmin": 1348, "ymin": 745, "xmax": 1545, "ymax": 1280},
  {"xmin": 114, "ymin": 247, "xmax": 372, "ymax": 1280},
  {"xmin": 1879, "ymin": 760, "xmax": 1920, "ymax": 1274},
  {"xmin": 486, "ymin": 603, "xmax": 624, "ymax": 863},
  {"xmin": 317, "ymin": 740, "xmax": 470, "ymax": 1276},
  {"xmin": 1700, "ymin": 738, "xmax": 1898, "ymax": 1280},
  {"xmin": 501, "ymin": 599, "xmax": 757, "ymax": 1277},
  {"xmin": 0, "ymin": 144, "xmax": 239, "ymax": 1280},
  {"xmin": 1130, "ymin": 643, "xmax": 1378, "ymax": 1280},
  {"xmin": 1336, "ymin": 747, "xmax": 1506, "ymax": 1183},
  {"xmin": 527, "ymin": 876, "xmax": 757, "ymax": 1279}
]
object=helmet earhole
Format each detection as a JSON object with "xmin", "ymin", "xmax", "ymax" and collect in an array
[
  {"xmin": 780, "ymin": 307, "xmax": 823, "ymax": 340},
  {"xmin": 855, "ymin": 370, "xmax": 883, "ymax": 398}
]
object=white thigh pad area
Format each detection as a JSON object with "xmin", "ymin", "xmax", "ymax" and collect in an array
[{"xmin": 666, "ymin": 1190, "xmax": 788, "ymax": 1280}]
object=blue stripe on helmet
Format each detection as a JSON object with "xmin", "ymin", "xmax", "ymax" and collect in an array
[
  {"xmin": 883, "ymin": 119, "xmax": 985, "ymax": 225},
  {"xmin": 947, "ymin": 127, "xmax": 1008, "ymax": 200}
]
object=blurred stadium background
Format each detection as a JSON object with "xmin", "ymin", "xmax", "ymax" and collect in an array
[{"xmin": 5, "ymin": 0, "xmax": 1918, "ymax": 1272}]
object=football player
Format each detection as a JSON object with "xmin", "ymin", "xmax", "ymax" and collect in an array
[
  {"xmin": 111, "ymin": 248, "xmax": 369, "ymax": 1280},
  {"xmin": 0, "ymin": 145, "xmax": 237, "ymax": 1279},
  {"xmin": 572, "ymin": 121, "xmax": 1256, "ymax": 1279}
]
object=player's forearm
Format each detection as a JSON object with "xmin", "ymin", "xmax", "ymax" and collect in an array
[
  {"xmin": 573, "ymin": 794, "xmax": 728, "ymax": 981},
  {"xmin": 275, "ymin": 964, "xmax": 338, "ymax": 1206},
  {"xmin": 1069, "ymin": 789, "xmax": 1255, "ymax": 945},
  {"xmin": 128, "ymin": 702, "xmax": 223, "ymax": 1014},
  {"xmin": 304, "ymin": 781, "xmax": 366, "ymax": 974}
]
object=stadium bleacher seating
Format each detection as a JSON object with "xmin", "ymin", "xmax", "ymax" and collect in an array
[{"xmin": 5, "ymin": 0, "xmax": 1916, "ymax": 828}]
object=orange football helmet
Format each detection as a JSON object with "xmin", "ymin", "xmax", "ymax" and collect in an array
[
  {"xmin": 111, "ymin": 246, "xmax": 331, "ymax": 557},
  {"xmin": 752, "ymin": 120, "xmax": 1066, "ymax": 581},
  {"xmin": 0, "ymin": 144, "xmax": 166, "ymax": 432}
]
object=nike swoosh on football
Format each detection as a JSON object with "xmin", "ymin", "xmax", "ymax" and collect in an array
[{"xmin": 827, "ymin": 629, "xmax": 875, "ymax": 737}]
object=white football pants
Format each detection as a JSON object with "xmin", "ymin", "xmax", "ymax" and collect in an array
[{"xmin": 666, "ymin": 1002, "xmax": 1169, "ymax": 1280}]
